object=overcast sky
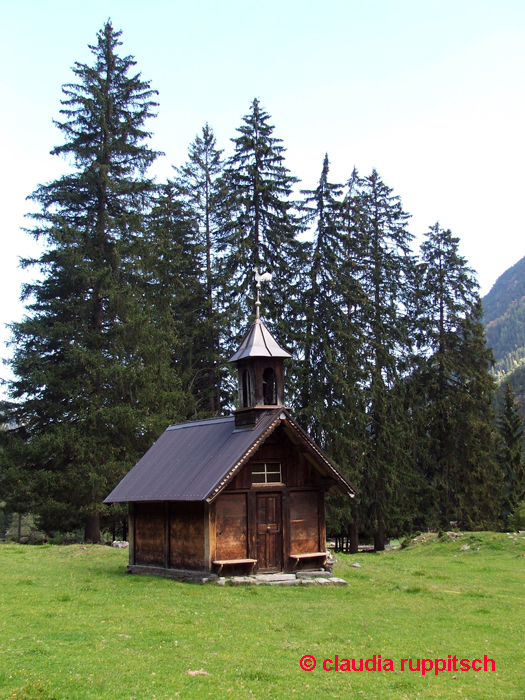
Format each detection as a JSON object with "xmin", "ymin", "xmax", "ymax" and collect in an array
[{"xmin": 1, "ymin": 0, "xmax": 524, "ymax": 384}]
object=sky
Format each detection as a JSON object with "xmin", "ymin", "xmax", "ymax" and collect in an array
[{"xmin": 1, "ymin": 0, "xmax": 524, "ymax": 384}]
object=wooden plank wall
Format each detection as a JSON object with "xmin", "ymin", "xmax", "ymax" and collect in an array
[
  {"xmin": 289, "ymin": 490, "xmax": 319, "ymax": 554},
  {"xmin": 215, "ymin": 493, "xmax": 248, "ymax": 560},
  {"xmin": 170, "ymin": 502, "xmax": 205, "ymax": 570},
  {"xmin": 134, "ymin": 502, "xmax": 165, "ymax": 567},
  {"xmin": 133, "ymin": 501, "xmax": 206, "ymax": 571},
  {"xmin": 128, "ymin": 502, "xmax": 135, "ymax": 565}
]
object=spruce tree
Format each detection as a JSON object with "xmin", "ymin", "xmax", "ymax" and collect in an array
[
  {"xmin": 350, "ymin": 170, "xmax": 419, "ymax": 550},
  {"xmin": 145, "ymin": 182, "xmax": 214, "ymax": 417},
  {"xmin": 415, "ymin": 223, "xmax": 501, "ymax": 529},
  {"xmin": 298, "ymin": 160, "xmax": 365, "ymax": 460},
  {"xmin": 1, "ymin": 22, "xmax": 188, "ymax": 541},
  {"xmin": 298, "ymin": 159, "xmax": 367, "ymax": 552},
  {"xmin": 497, "ymin": 381, "xmax": 525, "ymax": 516},
  {"xmin": 173, "ymin": 125, "xmax": 225, "ymax": 412},
  {"xmin": 218, "ymin": 98, "xmax": 305, "ymax": 351},
  {"xmin": 324, "ymin": 169, "xmax": 374, "ymax": 552},
  {"xmin": 297, "ymin": 154, "xmax": 345, "ymax": 434}
]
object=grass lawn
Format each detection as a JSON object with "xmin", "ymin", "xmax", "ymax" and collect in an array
[{"xmin": 0, "ymin": 532, "xmax": 524, "ymax": 700}]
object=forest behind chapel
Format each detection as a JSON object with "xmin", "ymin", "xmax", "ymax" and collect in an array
[{"xmin": 1, "ymin": 21, "xmax": 524, "ymax": 549}]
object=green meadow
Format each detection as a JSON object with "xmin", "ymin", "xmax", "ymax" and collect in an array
[{"xmin": 0, "ymin": 533, "xmax": 524, "ymax": 700}]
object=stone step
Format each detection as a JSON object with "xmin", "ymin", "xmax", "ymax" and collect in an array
[
  {"xmin": 229, "ymin": 576, "xmax": 259, "ymax": 585},
  {"xmin": 255, "ymin": 573, "xmax": 297, "ymax": 582},
  {"xmin": 224, "ymin": 574, "xmax": 348, "ymax": 586},
  {"xmin": 267, "ymin": 579, "xmax": 302, "ymax": 585},
  {"xmin": 296, "ymin": 570, "xmax": 333, "ymax": 579}
]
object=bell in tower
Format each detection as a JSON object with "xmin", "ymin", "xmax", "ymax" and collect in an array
[{"xmin": 228, "ymin": 269, "xmax": 291, "ymax": 427}]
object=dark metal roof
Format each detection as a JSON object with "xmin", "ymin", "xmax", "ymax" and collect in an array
[
  {"xmin": 228, "ymin": 318, "xmax": 292, "ymax": 362},
  {"xmin": 104, "ymin": 409, "xmax": 355, "ymax": 504},
  {"xmin": 104, "ymin": 412, "xmax": 280, "ymax": 503}
]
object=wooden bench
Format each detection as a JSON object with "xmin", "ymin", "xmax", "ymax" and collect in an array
[
  {"xmin": 212, "ymin": 558, "xmax": 257, "ymax": 575},
  {"xmin": 289, "ymin": 552, "xmax": 328, "ymax": 570}
]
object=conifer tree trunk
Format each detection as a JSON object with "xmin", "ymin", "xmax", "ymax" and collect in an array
[
  {"xmin": 349, "ymin": 521, "xmax": 359, "ymax": 554},
  {"xmin": 374, "ymin": 518, "xmax": 385, "ymax": 552},
  {"xmin": 85, "ymin": 514, "xmax": 101, "ymax": 543}
]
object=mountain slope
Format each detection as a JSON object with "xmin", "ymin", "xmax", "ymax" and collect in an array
[
  {"xmin": 483, "ymin": 255, "xmax": 525, "ymax": 408},
  {"xmin": 483, "ymin": 255, "xmax": 525, "ymax": 367},
  {"xmin": 484, "ymin": 255, "xmax": 525, "ymax": 327}
]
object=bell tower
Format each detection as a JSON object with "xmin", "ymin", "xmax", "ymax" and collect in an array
[{"xmin": 228, "ymin": 269, "xmax": 291, "ymax": 427}]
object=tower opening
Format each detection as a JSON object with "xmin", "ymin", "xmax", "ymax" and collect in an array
[
  {"xmin": 263, "ymin": 367, "xmax": 277, "ymax": 405},
  {"xmin": 242, "ymin": 369, "xmax": 251, "ymax": 408}
]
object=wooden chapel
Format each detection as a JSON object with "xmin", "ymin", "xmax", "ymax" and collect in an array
[{"xmin": 104, "ymin": 282, "xmax": 355, "ymax": 578}]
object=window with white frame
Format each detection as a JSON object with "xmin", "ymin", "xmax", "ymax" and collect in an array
[{"xmin": 251, "ymin": 462, "xmax": 282, "ymax": 485}]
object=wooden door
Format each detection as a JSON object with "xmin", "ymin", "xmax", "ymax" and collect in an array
[{"xmin": 256, "ymin": 493, "xmax": 282, "ymax": 572}]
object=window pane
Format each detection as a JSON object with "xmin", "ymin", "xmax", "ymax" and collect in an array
[{"xmin": 252, "ymin": 462, "xmax": 282, "ymax": 485}]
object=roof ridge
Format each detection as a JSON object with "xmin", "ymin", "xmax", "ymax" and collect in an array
[
  {"xmin": 167, "ymin": 416, "xmax": 234, "ymax": 431},
  {"xmin": 260, "ymin": 320, "xmax": 273, "ymax": 356}
]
